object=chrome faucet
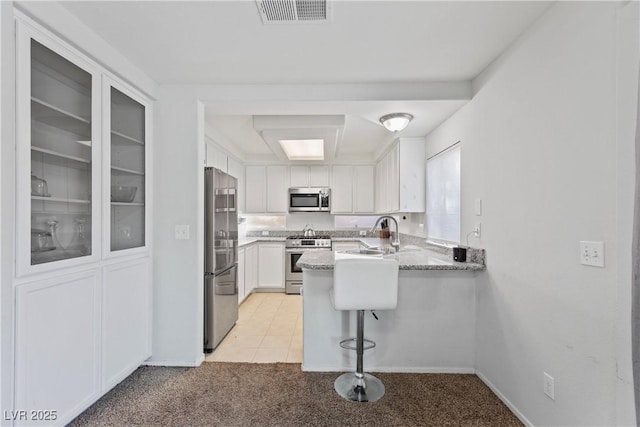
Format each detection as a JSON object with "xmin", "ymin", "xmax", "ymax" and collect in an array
[{"xmin": 370, "ymin": 216, "xmax": 400, "ymax": 252}]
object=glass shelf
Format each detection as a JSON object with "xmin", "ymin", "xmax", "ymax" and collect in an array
[
  {"xmin": 32, "ymin": 196, "xmax": 90, "ymax": 204},
  {"xmin": 111, "ymin": 202, "xmax": 144, "ymax": 207},
  {"xmin": 111, "ymin": 165, "xmax": 144, "ymax": 176},
  {"xmin": 111, "ymin": 130, "xmax": 144, "ymax": 146},
  {"xmin": 31, "ymin": 97, "xmax": 91, "ymax": 138},
  {"xmin": 31, "ymin": 146, "xmax": 90, "ymax": 165}
]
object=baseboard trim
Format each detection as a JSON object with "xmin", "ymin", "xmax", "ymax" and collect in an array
[
  {"xmin": 476, "ymin": 371, "xmax": 533, "ymax": 427},
  {"xmin": 144, "ymin": 356, "xmax": 204, "ymax": 368}
]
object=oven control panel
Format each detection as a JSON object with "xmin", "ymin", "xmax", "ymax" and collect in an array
[{"xmin": 285, "ymin": 236, "xmax": 332, "ymax": 248}]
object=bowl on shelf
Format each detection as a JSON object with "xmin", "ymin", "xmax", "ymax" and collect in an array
[
  {"xmin": 31, "ymin": 229, "xmax": 55, "ymax": 252},
  {"xmin": 111, "ymin": 186, "xmax": 137, "ymax": 203},
  {"xmin": 31, "ymin": 174, "xmax": 50, "ymax": 197}
]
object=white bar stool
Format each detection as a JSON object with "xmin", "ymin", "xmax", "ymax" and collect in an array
[{"xmin": 331, "ymin": 257, "xmax": 399, "ymax": 402}]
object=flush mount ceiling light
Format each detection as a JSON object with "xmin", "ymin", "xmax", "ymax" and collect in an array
[
  {"xmin": 279, "ymin": 139, "xmax": 325, "ymax": 160},
  {"xmin": 379, "ymin": 113, "xmax": 414, "ymax": 132}
]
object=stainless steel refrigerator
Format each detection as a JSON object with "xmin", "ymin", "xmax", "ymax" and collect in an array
[{"xmin": 204, "ymin": 167, "xmax": 238, "ymax": 353}]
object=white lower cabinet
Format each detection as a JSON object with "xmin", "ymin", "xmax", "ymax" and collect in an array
[
  {"xmin": 257, "ymin": 243, "xmax": 285, "ymax": 289},
  {"xmin": 14, "ymin": 258, "xmax": 151, "ymax": 426},
  {"xmin": 238, "ymin": 247, "xmax": 246, "ymax": 303},
  {"xmin": 102, "ymin": 259, "xmax": 151, "ymax": 390},
  {"xmin": 15, "ymin": 270, "xmax": 101, "ymax": 426},
  {"xmin": 245, "ymin": 244, "xmax": 258, "ymax": 294}
]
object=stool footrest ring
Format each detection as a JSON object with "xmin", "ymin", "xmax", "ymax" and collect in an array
[{"xmin": 339, "ymin": 338, "xmax": 376, "ymax": 351}]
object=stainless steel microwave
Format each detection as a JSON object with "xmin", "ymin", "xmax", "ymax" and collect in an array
[{"xmin": 288, "ymin": 188, "xmax": 330, "ymax": 212}]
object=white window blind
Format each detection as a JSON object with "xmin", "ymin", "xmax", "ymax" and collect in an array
[{"xmin": 426, "ymin": 144, "xmax": 460, "ymax": 243}]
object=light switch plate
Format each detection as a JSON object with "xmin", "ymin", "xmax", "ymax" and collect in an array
[
  {"xmin": 175, "ymin": 224, "xmax": 190, "ymax": 240},
  {"xmin": 475, "ymin": 199, "xmax": 482, "ymax": 216},
  {"xmin": 580, "ymin": 241, "xmax": 604, "ymax": 267}
]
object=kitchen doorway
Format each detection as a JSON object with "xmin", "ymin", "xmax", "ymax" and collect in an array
[{"xmin": 204, "ymin": 293, "xmax": 302, "ymax": 363}]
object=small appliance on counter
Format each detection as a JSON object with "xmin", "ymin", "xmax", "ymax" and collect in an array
[{"xmin": 453, "ymin": 246, "xmax": 467, "ymax": 262}]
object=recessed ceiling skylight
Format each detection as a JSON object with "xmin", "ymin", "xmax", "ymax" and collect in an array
[{"xmin": 279, "ymin": 139, "xmax": 324, "ymax": 160}]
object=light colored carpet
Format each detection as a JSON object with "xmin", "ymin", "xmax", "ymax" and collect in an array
[{"xmin": 69, "ymin": 363, "xmax": 522, "ymax": 426}]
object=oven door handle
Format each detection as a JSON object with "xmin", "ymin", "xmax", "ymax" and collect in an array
[{"xmin": 286, "ymin": 248, "xmax": 332, "ymax": 253}]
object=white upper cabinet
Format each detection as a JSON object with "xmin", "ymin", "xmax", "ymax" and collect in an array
[
  {"xmin": 266, "ymin": 165, "xmax": 288, "ymax": 213},
  {"xmin": 16, "ymin": 20, "xmax": 153, "ymax": 273},
  {"xmin": 331, "ymin": 165, "xmax": 374, "ymax": 214},
  {"xmin": 17, "ymin": 22, "xmax": 102, "ymax": 275},
  {"xmin": 245, "ymin": 165, "xmax": 288, "ymax": 213},
  {"xmin": 330, "ymin": 165, "xmax": 353, "ymax": 213},
  {"xmin": 353, "ymin": 165, "xmax": 375, "ymax": 213},
  {"xmin": 291, "ymin": 165, "xmax": 330, "ymax": 188},
  {"xmin": 244, "ymin": 165, "xmax": 266, "ymax": 213},
  {"xmin": 376, "ymin": 138, "xmax": 425, "ymax": 213},
  {"xmin": 290, "ymin": 166, "xmax": 308, "ymax": 188},
  {"xmin": 104, "ymin": 77, "xmax": 151, "ymax": 256},
  {"xmin": 309, "ymin": 166, "xmax": 330, "ymax": 187}
]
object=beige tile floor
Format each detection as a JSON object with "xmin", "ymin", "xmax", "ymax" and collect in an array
[{"xmin": 205, "ymin": 292, "xmax": 303, "ymax": 363}]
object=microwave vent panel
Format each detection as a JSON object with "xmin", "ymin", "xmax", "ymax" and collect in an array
[{"xmin": 256, "ymin": 0, "xmax": 331, "ymax": 24}]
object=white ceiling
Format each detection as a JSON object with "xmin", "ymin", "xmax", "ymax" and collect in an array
[{"xmin": 60, "ymin": 0, "xmax": 553, "ymax": 162}]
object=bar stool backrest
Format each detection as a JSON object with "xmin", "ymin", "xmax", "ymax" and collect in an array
[{"xmin": 332, "ymin": 258, "xmax": 400, "ymax": 311}]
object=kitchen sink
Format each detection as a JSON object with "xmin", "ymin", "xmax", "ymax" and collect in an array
[{"xmin": 341, "ymin": 248, "xmax": 385, "ymax": 256}]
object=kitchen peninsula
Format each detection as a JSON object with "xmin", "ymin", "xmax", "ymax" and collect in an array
[{"xmin": 298, "ymin": 246, "xmax": 485, "ymax": 373}]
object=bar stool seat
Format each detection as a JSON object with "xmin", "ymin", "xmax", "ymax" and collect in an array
[{"xmin": 331, "ymin": 257, "xmax": 399, "ymax": 403}]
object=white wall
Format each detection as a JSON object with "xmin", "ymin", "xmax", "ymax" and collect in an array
[
  {"xmin": 424, "ymin": 2, "xmax": 637, "ymax": 425},
  {"xmin": 149, "ymin": 88, "xmax": 205, "ymax": 366}
]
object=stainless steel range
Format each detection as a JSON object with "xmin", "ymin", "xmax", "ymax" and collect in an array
[{"xmin": 285, "ymin": 235, "xmax": 332, "ymax": 294}]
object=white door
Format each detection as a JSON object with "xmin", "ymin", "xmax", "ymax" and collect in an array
[
  {"xmin": 15, "ymin": 271, "xmax": 101, "ymax": 426},
  {"xmin": 245, "ymin": 166, "xmax": 266, "ymax": 213},
  {"xmin": 258, "ymin": 243, "xmax": 285, "ymax": 288},
  {"xmin": 331, "ymin": 166, "xmax": 353, "ymax": 213},
  {"xmin": 266, "ymin": 166, "xmax": 288, "ymax": 213}
]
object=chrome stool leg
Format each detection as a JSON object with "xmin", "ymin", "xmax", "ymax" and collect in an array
[{"xmin": 334, "ymin": 310, "xmax": 385, "ymax": 402}]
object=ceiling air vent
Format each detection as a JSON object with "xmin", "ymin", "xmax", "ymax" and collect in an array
[{"xmin": 256, "ymin": 0, "xmax": 331, "ymax": 24}]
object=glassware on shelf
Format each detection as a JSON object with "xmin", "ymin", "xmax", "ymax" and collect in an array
[
  {"xmin": 31, "ymin": 174, "xmax": 50, "ymax": 197},
  {"xmin": 69, "ymin": 218, "xmax": 90, "ymax": 256},
  {"xmin": 31, "ymin": 229, "xmax": 55, "ymax": 252},
  {"xmin": 45, "ymin": 219, "xmax": 65, "ymax": 251}
]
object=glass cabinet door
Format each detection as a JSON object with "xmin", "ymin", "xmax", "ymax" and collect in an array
[
  {"xmin": 107, "ymin": 84, "xmax": 147, "ymax": 252},
  {"xmin": 29, "ymin": 39, "xmax": 94, "ymax": 265}
]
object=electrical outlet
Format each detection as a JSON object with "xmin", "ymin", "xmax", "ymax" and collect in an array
[
  {"xmin": 580, "ymin": 241, "xmax": 605, "ymax": 267},
  {"xmin": 261, "ymin": 230, "xmax": 269, "ymax": 236},
  {"xmin": 174, "ymin": 225, "xmax": 190, "ymax": 240},
  {"xmin": 359, "ymin": 230, "xmax": 367, "ymax": 236},
  {"xmin": 473, "ymin": 223, "xmax": 481, "ymax": 238},
  {"xmin": 544, "ymin": 372, "xmax": 555, "ymax": 400}
]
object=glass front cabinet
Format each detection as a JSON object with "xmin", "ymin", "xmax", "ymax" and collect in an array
[
  {"xmin": 17, "ymin": 21, "xmax": 151, "ymax": 276},
  {"xmin": 104, "ymin": 79, "xmax": 150, "ymax": 255}
]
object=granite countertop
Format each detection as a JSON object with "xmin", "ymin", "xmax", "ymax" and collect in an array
[
  {"xmin": 238, "ymin": 237, "xmax": 286, "ymax": 247},
  {"xmin": 297, "ymin": 248, "xmax": 486, "ymax": 271}
]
